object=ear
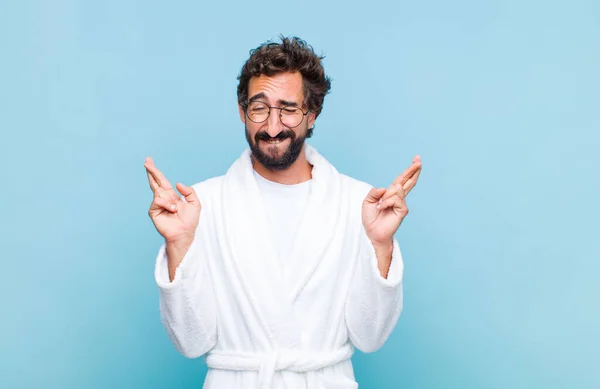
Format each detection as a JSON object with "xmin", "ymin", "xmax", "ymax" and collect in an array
[
  {"xmin": 307, "ymin": 111, "xmax": 316, "ymax": 129},
  {"xmin": 238, "ymin": 104, "xmax": 246, "ymax": 124}
]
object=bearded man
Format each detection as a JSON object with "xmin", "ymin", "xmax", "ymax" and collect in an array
[{"xmin": 145, "ymin": 36, "xmax": 422, "ymax": 389}]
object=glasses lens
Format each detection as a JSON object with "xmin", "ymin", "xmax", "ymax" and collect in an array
[
  {"xmin": 247, "ymin": 102, "xmax": 269, "ymax": 123},
  {"xmin": 280, "ymin": 106, "xmax": 303, "ymax": 128}
]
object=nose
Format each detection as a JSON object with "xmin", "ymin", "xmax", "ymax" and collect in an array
[{"xmin": 265, "ymin": 108, "xmax": 284, "ymax": 138}]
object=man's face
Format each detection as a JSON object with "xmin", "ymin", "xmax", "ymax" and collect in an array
[{"xmin": 239, "ymin": 72, "xmax": 316, "ymax": 171}]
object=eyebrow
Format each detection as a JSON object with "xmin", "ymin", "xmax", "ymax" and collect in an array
[
  {"xmin": 278, "ymin": 99, "xmax": 298, "ymax": 107},
  {"xmin": 248, "ymin": 92, "xmax": 299, "ymax": 107},
  {"xmin": 248, "ymin": 92, "xmax": 266, "ymax": 104}
]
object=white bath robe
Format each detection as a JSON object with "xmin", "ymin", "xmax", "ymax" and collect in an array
[{"xmin": 155, "ymin": 145, "xmax": 404, "ymax": 389}]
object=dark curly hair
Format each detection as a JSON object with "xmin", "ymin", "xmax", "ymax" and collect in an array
[{"xmin": 237, "ymin": 36, "xmax": 332, "ymax": 126}]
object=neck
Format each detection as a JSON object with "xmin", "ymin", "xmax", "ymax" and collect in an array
[{"xmin": 252, "ymin": 146, "xmax": 313, "ymax": 185}]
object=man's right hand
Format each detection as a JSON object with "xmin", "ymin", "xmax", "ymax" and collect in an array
[{"xmin": 145, "ymin": 157, "xmax": 201, "ymax": 278}]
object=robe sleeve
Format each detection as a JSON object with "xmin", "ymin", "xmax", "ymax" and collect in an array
[
  {"xmin": 154, "ymin": 233, "xmax": 218, "ymax": 358},
  {"xmin": 344, "ymin": 228, "xmax": 404, "ymax": 353}
]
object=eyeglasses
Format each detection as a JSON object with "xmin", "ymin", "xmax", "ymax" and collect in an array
[{"xmin": 245, "ymin": 101, "xmax": 309, "ymax": 128}]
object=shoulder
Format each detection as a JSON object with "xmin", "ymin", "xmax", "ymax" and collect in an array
[
  {"xmin": 192, "ymin": 175, "xmax": 225, "ymax": 192},
  {"xmin": 339, "ymin": 173, "xmax": 374, "ymax": 203},
  {"xmin": 189, "ymin": 175, "xmax": 225, "ymax": 207}
]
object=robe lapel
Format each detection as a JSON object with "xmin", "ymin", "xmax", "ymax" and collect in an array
[
  {"xmin": 221, "ymin": 149, "xmax": 297, "ymax": 347},
  {"xmin": 283, "ymin": 146, "xmax": 342, "ymax": 302}
]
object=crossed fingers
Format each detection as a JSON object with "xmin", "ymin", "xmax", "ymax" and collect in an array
[
  {"xmin": 145, "ymin": 157, "xmax": 173, "ymax": 192},
  {"xmin": 144, "ymin": 157, "xmax": 181, "ymax": 209},
  {"xmin": 380, "ymin": 156, "xmax": 422, "ymax": 203}
]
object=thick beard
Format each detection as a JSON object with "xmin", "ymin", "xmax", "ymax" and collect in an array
[{"xmin": 245, "ymin": 124, "xmax": 307, "ymax": 171}]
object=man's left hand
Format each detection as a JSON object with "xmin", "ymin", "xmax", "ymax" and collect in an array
[{"xmin": 362, "ymin": 156, "xmax": 422, "ymax": 249}]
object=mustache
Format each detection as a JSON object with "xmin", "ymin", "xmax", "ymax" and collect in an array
[{"xmin": 255, "ymin": 130, "xmax": 296, "ymax": 143}]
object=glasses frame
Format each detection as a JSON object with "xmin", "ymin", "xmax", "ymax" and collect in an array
[{"xmin": 244, "ymin": 101, "xmax": 310, "ymax": 128}]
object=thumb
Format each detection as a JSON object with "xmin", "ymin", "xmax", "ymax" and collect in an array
[
  {"xmin": 176, "ymin": 183, "xmax": 201, "ymax": 206},
  {"xmin": 364, "ymin": 187, "xmax": 386, "ymax": 204}
]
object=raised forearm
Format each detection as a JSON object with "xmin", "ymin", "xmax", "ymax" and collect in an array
[
  {"xmin": 345, "ymin": 235, "xmax": 404, "ymax": 352},
  {"xmin": 155, "ymin": 236, "xmax": 218, "ymax": 358},
  {"xmin": 372, "ymin": 240, "xmax": 393, "ymax": 279},
  {"xmin": 166, "ymin": 237, "xmax": 194, "ymax": 282}
]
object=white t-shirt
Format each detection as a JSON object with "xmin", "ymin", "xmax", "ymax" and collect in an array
[{"xmin": 253, "ymin": 169, "xmax": 312, "ymax": 265}]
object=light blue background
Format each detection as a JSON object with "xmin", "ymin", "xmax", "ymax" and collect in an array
[{"xmin": 1, "ymin": 0, "xmax": 599, "ymax": 388}]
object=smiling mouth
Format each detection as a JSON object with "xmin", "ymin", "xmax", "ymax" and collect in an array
[{"xmin": 261, "ymin": 138, "xmax": 288, "ymax": 145}]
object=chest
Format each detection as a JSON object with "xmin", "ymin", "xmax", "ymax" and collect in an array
[{"xmin": 257, "ymin": 180, "xmax": 312, "ymax": 262}]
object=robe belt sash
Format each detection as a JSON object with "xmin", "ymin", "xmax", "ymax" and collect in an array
[{"xmin": 206, "ymin": 343, "xmax": 354, "ymax": 389}]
